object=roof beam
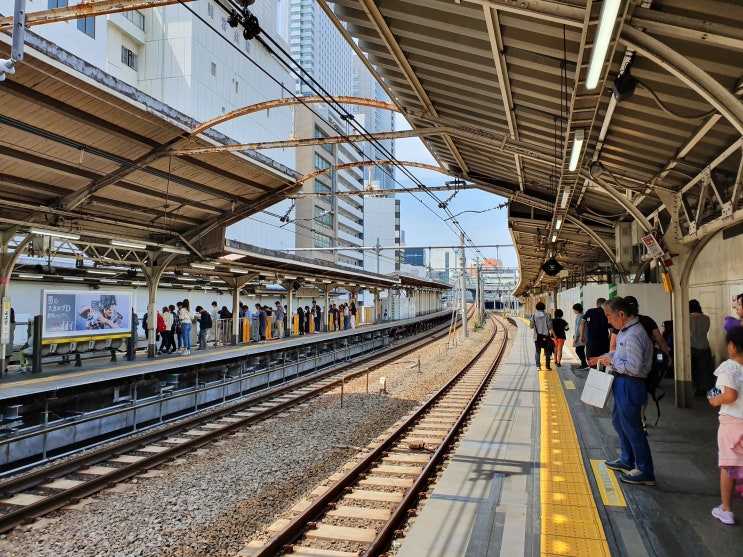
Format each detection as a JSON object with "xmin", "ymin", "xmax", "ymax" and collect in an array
[
  {"xmin": 630, "ymin": 6, "xmax": 743, "ymax": 52},
  {"xmin": 354, "ymin": 0, "xmax": 470, "ymax": 174},
  {"xmin": 0, "ymin": 0, "xmax": 192, "ymax": 32},
  {"xmin": 620, "ymin": 24, "xmax": 743, "ymax": 135},
  {"xmin": 189, "ymin": 96, "xmax": 400, "ymax": 137},
  {"xmin": 463, "ymin": 0, "xmax": 583, "ymax": 27},
  {"xmin": 483, "ymin": 5, "xmax": 525, "ymax": 192}
]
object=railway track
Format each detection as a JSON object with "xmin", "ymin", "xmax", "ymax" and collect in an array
[
  {"xmin": 0, "ymin": 311, "xmax": 474, "ymax": 535},
  {"xmin": 246, "ymin": 314, "xmax": 509, "ymax": 557}
]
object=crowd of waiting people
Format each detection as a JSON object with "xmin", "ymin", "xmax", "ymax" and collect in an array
[
  {"xmin": 140, "ymin": 299, "xmax": 361, "ymax": 356},
  {"xmin": 530, "ymin": 293, "xmax": 743, "ymax": 525}
]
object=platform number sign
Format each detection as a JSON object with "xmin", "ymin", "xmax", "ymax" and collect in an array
[{"xmin": 1, "ymin": 297, "xmax": 10, "ymax": 344}]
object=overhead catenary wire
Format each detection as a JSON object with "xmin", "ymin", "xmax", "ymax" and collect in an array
[{"xmin": 188, "ymin": 0, "xmax": 488, "ymax": 260}]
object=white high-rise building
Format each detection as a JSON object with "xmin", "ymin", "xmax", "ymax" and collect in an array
[{"xmin": 288, "ymin": 0, "xmax": 397, "ymax": 271}]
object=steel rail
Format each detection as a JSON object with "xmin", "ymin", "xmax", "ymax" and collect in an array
[
  {"xmin": 0, "ymin": 312, "xmax": 474, "ymax": 534},
  {"xmin": 253, "ymin": 313, "xmax": 509, "ymax": 556}
]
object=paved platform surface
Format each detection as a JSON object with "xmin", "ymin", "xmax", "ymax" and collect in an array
[
  {"xmin": 0, "ymin": 316, "xmax": 408, "ymax": 401},
  {"xmin": 397, "ymin": 318, "xmax": 740, "ymax": 557}
]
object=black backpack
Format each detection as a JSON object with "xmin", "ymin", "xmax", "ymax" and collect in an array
[
  {"xmin": 203, "ymin": 312, "xmax": 212, "ymax": 328},
  {"xmin": 640, "ymin": 317, "xmax": 668, "ymax": 425}
]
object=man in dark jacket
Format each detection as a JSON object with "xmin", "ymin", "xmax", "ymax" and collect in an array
[
  {"xmin": 255, "ymin": 303, "xmax": 267, "ymax": 343},
  {"xmin": 195, "ymin": 306, "xmax": 212, "ymax": 350},
  {"xmin": 582, "ymin": 297, "xmax": 610, "ymax": 359}
]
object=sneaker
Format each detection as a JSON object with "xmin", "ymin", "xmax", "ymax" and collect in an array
[
  {"xmin": 712, "ymin": 505, "xmax": 735, "ymax": 525},
  {"xmin": 604, "ymin": 458, "xmax": 633, "ymax": 473},
  {"xmin": 619, "ymin": 469, "xmax": 655, "ymax": 486}
]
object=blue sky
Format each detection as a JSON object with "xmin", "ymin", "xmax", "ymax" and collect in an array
[{"xmin": 393, "ymin": 115, "xmax": 518, "ymax": 267}]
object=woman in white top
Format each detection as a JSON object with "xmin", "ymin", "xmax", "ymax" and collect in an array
[
  {"xmin": 708, "ymin": 326, "xmax": 743, "ymax": 525},
  {"xmin": 178, "ymin": 299, "xmax": 193, "ymax": 355}
]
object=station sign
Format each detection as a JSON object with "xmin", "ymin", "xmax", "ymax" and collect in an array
[{"xmin": 1, "ymin": 297, "xmax": 10, "ymax": 344}]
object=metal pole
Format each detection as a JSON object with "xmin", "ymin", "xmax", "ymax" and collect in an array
[{"xmin": 460, "ymin": 233, "xmax": 468, "ymax": 337}]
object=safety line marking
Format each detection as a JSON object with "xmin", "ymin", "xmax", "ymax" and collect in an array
[
  {"xmin": 540, "ymin": 369, "xmax": 610, "ymax": 557},
  {"xmin": 590, "ymin": 460, "xmax": 627, "ymax": 507},
  {"xmin": 0, "ymin": 340, "xmax": 295, "ymax": 388}
]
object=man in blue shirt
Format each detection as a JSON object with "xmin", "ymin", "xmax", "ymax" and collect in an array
[{"xmin": 589, "ymin": 297, "xmax": 655, "ymax": 486}]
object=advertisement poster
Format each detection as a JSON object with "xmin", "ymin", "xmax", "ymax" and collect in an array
[{"xmin": 42, "ymin": 290, "xmax": 131, "ymax": 339}]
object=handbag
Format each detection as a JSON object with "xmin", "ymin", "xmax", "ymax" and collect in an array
[{"xmin": 580, "ymin": 367, "xmax": 614, "ymax": 408}]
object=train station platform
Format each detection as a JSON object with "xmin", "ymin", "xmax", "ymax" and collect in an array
[
  {"xmin": 0, "ymin": 312, "xmax": 448, "ymax": 403},
  {"xmin": 396, "ymin": 318, "xmax": 738, "ymax": 557}
]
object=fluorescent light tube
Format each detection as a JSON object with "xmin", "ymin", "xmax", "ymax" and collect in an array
[
  {"xmin": 568, "ymin": 129, "xmax": 585, "ymax": 172},
  {"xmin": 88, "ymin": 269, "xmax": 117, "ymax": 275},
  {"xmin": 555, "ymin": 218, "xmax": 563, "ymax": 230},
  {"xmin": 30, "ymin": 228, "xmax": 80, "ymax": 240},
  {"xmin": 130, "ymin": 281, "xmax": 147, "ymax": 286},
  {"xmin": 161, "ymin": 246, "xmax": 190, "ymax": 255},
  {"xmin": 551, "ymin": 233, "xmax": 558, "ymax": 243},
  {"xmin": 586, "ymin": 0, "xmax": 621, "ymax": 90},
  {"xmin": 190, "ymin": 262, "xmax": 215, "ymax": 270},
  {"xmin": 179, "ymin": 277, "xmax": 198, "ymax": 282},
  {"xmin": 18, "ymin": 273, "xmax": 37, "ymax": 279},
  {"xmin": 111, "ymin": 239, "xmax": 147, "ymax": 250},
  {"xmin": 63, "ymin": 276, "xmax": 84, "ymax": 281},
  {"xmin": 560, "ymin": 189, "xmax": 571, "ymax": 209},
  {"xmin": 229, "ymin": 267, "xmax": 246, "ymax": 273}
]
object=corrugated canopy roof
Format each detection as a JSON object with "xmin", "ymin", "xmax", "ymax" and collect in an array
[
  {"xmin": 0, "ymin": 29, "xmax": 299, "ymax": 254},
  {"xmin": 321, "ymin": 0, "xmax": 743, "ymax": 295}
]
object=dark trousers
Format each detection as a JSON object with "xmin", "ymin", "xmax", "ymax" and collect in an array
[
  {"xmin": 534, "ymin": 335, "xmax": 551, "ymax": 368},
  {"xmin": 159, "ymin": 331, "xmax": 174, "ymax": 352},
  {"xmin": 691, "ymin": 347, "xmax": 715, "ymax": 394},
  {"xmin": 575, "ymin": 345, "xmax": 587, "ymax": 367}
]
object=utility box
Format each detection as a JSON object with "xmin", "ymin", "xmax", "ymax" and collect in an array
[{"xmin": 615, "ymin": 222, "xmax": 641, "ymax": 268}]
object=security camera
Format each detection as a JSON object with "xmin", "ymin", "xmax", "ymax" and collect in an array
[{"xmin": 0, "ymin": 59, "xmax": 16, "ymax": 82}]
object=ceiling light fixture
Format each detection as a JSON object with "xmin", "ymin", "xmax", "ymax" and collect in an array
[
  {"xmin": 229, "ymin": 267, "xmax": 246, "ymax": 274},
  {"xmin": 560, "ymin": 188, "xmax": 571, "ymax": 209},
  {"xmin": 63, "ymin": 276, "xmax": 84, "ymax": 281},
  {"xmin": 555, "ymin": 218, "xmax": 563, "ymax": 230},
  {"xmin": 17, "ymin": 273, "xmax": 37, "ymax": 279},
  {"xmin": 568, "ymin": 129, "xmax": 585, "ymax": 172},
  {"xmin": 161, "ymin": 246, "xmax": 190, "ymax": 255},
  {"xmin": 551, "ymin": 233, "xmax": 558, "ymax": 243},
  {"xmin": 88, "ymin": 269, "xmax": 117, "ymax": 276},
  {"xmin": 190, "ymin": 262, "xmax": 215, "ymax": 270},
  {"xmin": 586, "ymin": 0, "xmax": 621, "ymax": 90},
  {"xmin": 111, "ymin": 239, "xmax": 147, "ymax": 250},
  {"xmin": 29, "ymin": 228, "xmax": 80, "ymax": 240}
]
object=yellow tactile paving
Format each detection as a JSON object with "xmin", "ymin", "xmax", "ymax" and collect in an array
[{"xmin": 540, "ymin": 368, "xmax": 611, "ymax": 557}]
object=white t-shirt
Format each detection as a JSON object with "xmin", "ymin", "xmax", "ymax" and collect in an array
[{"xmin": 715, "ymin": 359, "xmax": 743, "ymax": 419}]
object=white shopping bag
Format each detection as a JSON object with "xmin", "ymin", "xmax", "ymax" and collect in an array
[{"xmin": 580, "ymin": 367, "xmax": 614, "ymax": 408}]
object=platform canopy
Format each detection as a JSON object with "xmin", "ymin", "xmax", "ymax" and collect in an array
[
  {"xmin": 322, "ymin": 0, "xmax": 743, "ymax": 295},
  {"xmin": 0, "ymin": 29, "xmax": 299, "ymax": 269}
]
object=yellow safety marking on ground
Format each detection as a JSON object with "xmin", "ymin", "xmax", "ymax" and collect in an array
[
  {"xmin": 590, "ymin": 459, "xmax": 627, "ymax": 507},
  {"xmin": 0, "ymin": 339, "xmax": 295, "ymax": 389},
  {"xmin": 540, "ymin": 369, "xmax": 610, "ymax": 557},
  {"xmin": 563, "ymin": 380, "xmax": 576, "ymax": 390}
]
